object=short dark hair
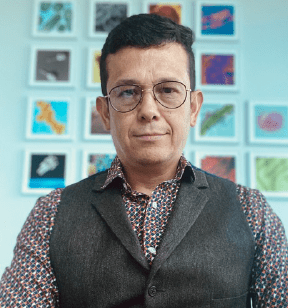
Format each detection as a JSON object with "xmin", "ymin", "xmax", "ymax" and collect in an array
[{"xmin": 100, "ymin": 13, "xmax": 195, "ymax": 96}]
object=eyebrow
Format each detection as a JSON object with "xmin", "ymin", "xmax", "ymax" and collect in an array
[{"xmin": 113, "ymin": 77, "xmax": 184, "ymax": 87}]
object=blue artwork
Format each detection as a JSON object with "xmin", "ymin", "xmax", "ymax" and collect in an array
[
  {"xmin": 31, "ymin": 100, "xmax": 69, "ymax": 136},
  {"xmin": 199, "ymin": 103, "xmax": 235, "ymax": 138},
  {"xmin": 37, "ymin": 2, "xmax": 73, "ymax": 34},
  {"xmin": 201, "ymin": 5, "xmax": 234, "ymax": 36},
  {"xmin": 254, "ymin": 105, "xmax": 288, "ymax": 140},
  {"xmin": 29, "ymin": 154, "xmax": 66, "ymax": 189},
  {"xmin": 88, "ymin": 154, "xmax": 116, "ymax": 176}
]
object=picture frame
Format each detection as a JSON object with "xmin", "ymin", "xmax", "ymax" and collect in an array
[
  {"xmin": 195, "ymin": 100, "xmax": 239, "ymax": 142},
  {"xmin": 29, "ymin": 46, "xmax": 74, "ymax": 87},
  {"xmin": 82, "ymin": 150, "xmax": 116, "ymax": 179},
  {"xmin": 84, "ymin": 97, "xmax": 112, "ymax": 140},
  {"xmin": 87, "ymin": 48, "xmax": 102, "ymax": 88},
  {"xmin": 250, "ymin": 152, "xmax": 288, "ymax": 198},
  {"xmin": 89, "ymin": 0, "xmax": 133, "ymax": 38},
  {"xmin": 142, "ymin": 0, "xmax": 186, "ymax": 25},
  {"xmin": 26, "ymin": 97, "xmax": 73, "ymax": 140},
  {"xmin": 32, "ymin": 0, "xmax": 76, "ymax": 38},
  {"xmin": 22, "ymin": 149, "xmax": 73, "ymax": 194},
  {"xmin": 195, "ymin": 1, "xmax": 238, "ymax": 40},
  {"xmin": 194, "ymin": 151, "xmax": 241, "ymax": 183},
  {"xmin": 248, "ymin": 101, "xmax": 288, "ymax": 144},
  {"xmin": 195, "ymin": 49, "xmax": 239, "ymax": 91}
]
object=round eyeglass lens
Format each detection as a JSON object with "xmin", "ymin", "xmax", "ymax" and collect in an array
[
  {"xmin": 109, "ymin": 85, "xmax": 142, "ymax": 112},
  {"xmin": 154, "ymin": 81, "xmax": 187, "ymax": 108}
]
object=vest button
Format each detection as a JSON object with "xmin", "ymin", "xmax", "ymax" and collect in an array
[{"xmin": 148, "ymin": 286, "xmax": 157, "ymax": 297}]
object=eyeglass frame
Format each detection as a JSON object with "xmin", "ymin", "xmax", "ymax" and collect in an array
[{"xmin": 104, "ymin": 80, "xmax": 193, "ymax": 113}]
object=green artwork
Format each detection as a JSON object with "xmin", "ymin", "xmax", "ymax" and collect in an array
[{"xmin": 256, "ymin": 157, "xmax": 288, "ymax": 192}]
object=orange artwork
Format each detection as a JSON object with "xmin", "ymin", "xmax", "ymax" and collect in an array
[
  {"xmin": 36, "ymin": 101, "xmax": 65, "ymax": 134},
  {"xmin": 149, "ymin": 4, "xmax": 182, "ymax": 24}
]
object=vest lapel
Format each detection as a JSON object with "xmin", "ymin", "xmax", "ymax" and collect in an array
[
  {"xmin": 92, "ymin": 175, "xmax": 150, "ymax": 270},
  {"xmin": 148, "ymin": 169, "xmax": 210, "ymax": 280}
]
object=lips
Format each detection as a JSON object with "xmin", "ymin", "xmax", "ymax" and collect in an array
[{"xmin": 134, "ymin": 133, "xmax": 166, "ymax": 141}]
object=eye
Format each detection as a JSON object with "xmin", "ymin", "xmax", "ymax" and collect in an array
[
  {"xmin": 161, "ymin": 87, "xmax": 174, "ymax": 94},
  {"xmin": 121, "ymin": 88, "xmax": 135, "ymax": 97}
]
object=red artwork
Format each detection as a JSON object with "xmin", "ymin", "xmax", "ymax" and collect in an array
[{"xmin": 201, "ymin": 156, "xmax": 236, "ymax": 182}]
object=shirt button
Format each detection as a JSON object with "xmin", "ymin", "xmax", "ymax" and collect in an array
[
  {"xmin": 152, "ymin": 202, "xmax": 157, "ymax": 209},
  {"xmin": 148, "ymin": 247, "xmax": 156, "ymax": 254},
  {"xmin": 148, "ymin": 286, "xmax": 157, "ymax": 297}
]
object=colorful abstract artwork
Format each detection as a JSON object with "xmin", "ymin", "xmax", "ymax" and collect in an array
[
  {"xmin": 195, "ymin": 102, "xmax": 237, "ymax": 141},
  {"xmin": 83, "ymin": 153, "xmax": 116, "ymax": 178},
  {"xmin": 27, "ymin": 98, "xmax": 71, "ymax": 139},
  {"xmin": 84, "ymin": 98, "xmax": 111, "ymax": 139},
  {"xmin": 196, "ymin": 154, "xmax": 237, "ymax": 182},
  {"xmin": 251, "ymin": 154, "xmax": 288, "ymax": 197},
  {"xmin": 201, "ymin": 5, "xmax": 234, "ymax": 35},
  {"xmin": 196, "ymin": 2, "xmax": 237, "ymax": 40},
  {"xmin": 202, "ymin": 54, "xmax": 234, "ymax": 85},
  {"xmin": 250, "ymin": 102, "xmax": 288, "ymax": 143},
  {"xmin": 33, "ymin": 0, "xmax": 75, "ymax": 37}
]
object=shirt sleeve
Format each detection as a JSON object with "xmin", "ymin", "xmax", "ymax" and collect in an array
[
  {"xmin": 0, "ymin": 189, "xmax": 63, "ymax": 308},
  {"xmin": 237, "ymin": 185, "xmax": 288, "ymax": 307}
]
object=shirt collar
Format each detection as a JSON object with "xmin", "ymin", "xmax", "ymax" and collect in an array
[{"xmin": 101, "ymin": 155, "xmax": 194, "ymax": 191}]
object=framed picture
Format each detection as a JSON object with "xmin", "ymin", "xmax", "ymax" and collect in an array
[
  {"xmin": 143, "ymin": 0, "xmax": 186, "ymax": 24},
  {"xmin": 30, "ymin": 46, "xmax": 74, "ymax": 87},
  {"xmin": 84, "ymin": 97, "xmax": 111, "ymax": 140},
  {"xmin": 250, "ymin": 153, "xmax": 288, "ymax": 197},
  {"xmin": 196, "ymin": 49, "xmax": 238, "ymax": 91},
  {"xmin": 26, "ymin": 97, "xmax": 73, "ymax": 140},
  {"xmin": 195, "ymin": 152, "xmax": 240, "ymax": 183},
  {"xmin": 22, "ymin": 149, "xmax": 73, "ymax": 194},
  {"xmin": 82, "ymin": 151, "xmax": 116, "ymax": 179},
  {"xmin": 32, "ymin": 0, "xmax": 76, "ymax": 37},
  {"xmin": 249, "ymin": 101, "xmax": 288, "ymax": 144},
  {"xmin": 89, "ymin": 0, "xmax": 133, "ymax": 38},
  {"xmin": 195, "ymin": 100, "xmax": 238, "ymax": 142},
  {"xmin": 87, "ymin": 48, "xmax": 102, "ymax": 88},
  {"xmin": 196, "ymin": 1, "xmax": 238, "ymax": 40}
]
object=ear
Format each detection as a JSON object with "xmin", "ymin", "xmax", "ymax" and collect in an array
[
  {"xmin": 96, "ymin": 96, "xmax": 111, "ymax": 131},
  {"xmin": 190, "ymin": 90, "xmax": 203, "ymax": 127}
]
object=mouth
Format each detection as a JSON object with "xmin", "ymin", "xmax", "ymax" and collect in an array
[{"xmin": 134, "ymin": 133, "xmax": 166, "ymax": 141}]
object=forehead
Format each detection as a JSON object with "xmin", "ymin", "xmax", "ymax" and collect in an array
[{"xmin": 106, "ymin": 43, "xmax": 190, "ymax": 88}]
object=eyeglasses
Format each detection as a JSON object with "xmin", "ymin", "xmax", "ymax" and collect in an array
[{"xmin": 105, "ymin": 81, "xmax": 192, "ymax": 113}]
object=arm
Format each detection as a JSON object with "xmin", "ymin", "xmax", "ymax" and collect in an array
[
  {"xmin": 0, "ymin": 189, "xmax": 63, "ymax": 307},
  {"xmin": 238, "ymin": 185, "xmax": 288, "ymax": 307}
]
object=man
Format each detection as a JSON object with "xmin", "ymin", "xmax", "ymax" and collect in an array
[{"xmin": 0, "ymin": 14, "xmax": 287, "ymax": 307}]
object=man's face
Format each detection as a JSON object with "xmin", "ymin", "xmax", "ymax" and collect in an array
[{"xmin": 97, "ymin": 43, "xmax": 203, "ymax": 168}]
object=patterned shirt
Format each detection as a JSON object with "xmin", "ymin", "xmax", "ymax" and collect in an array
[{"xmin": 0, "ymin": 156, "xmax": 287, "ymax": 307}]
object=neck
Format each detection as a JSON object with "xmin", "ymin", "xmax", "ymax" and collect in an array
[{"xmin": 121, "ymin": 157, "xmax": 181, "ymax": 196}]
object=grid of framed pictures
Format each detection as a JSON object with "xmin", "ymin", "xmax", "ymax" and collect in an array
[{"xmin": 24, "ymin": 0, "xmax": 287, "ymax": 198}]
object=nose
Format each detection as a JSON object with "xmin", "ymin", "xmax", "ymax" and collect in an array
[{"xmin": 137, "ymin": 88, "xmax": 161, "ymax": 122}]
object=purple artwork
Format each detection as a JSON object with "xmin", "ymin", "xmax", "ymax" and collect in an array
[
  {"xmin": 201, "ymin": 54, "xmax": 234, "ymax": 85},
  {"xmin": 257, "ymin": 112, "xmax": 283, "ymax": 132}
]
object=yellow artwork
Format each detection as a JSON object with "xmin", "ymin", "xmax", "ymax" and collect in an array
[{"xmin": 92, "ymin": 50, "xmax": 101, "ymax": 83}]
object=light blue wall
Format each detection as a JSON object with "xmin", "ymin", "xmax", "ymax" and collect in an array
[{"xmin": 1, "ymin": 0, "xmax": 287, "ymax": 276}]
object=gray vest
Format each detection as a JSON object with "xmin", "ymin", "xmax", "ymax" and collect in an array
[{"xmin": 50, "ymin": 167, "xmax": 255, "ymax": 308}]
